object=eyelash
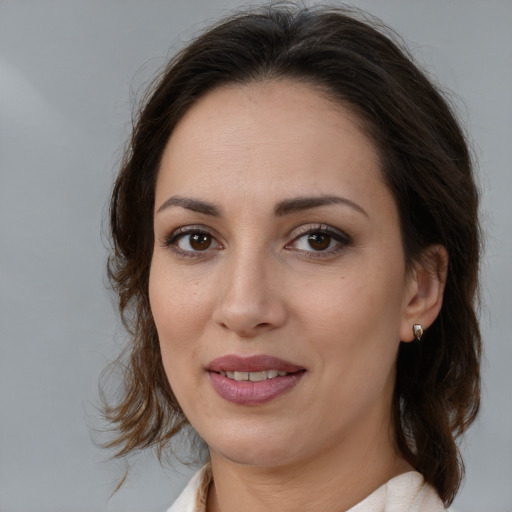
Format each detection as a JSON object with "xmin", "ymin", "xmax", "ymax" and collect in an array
[
  {"xmin": 162, "ymin": 226, "xmax": 221, "ymax": 258},
  {"xmin": 286, "ymin": 224, "xmax": 351, "ymax": 259},
  {"xmin": 162, "ymin": 224, "xmax": 351, "ymax": 259}
]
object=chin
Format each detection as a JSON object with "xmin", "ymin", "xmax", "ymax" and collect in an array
[
  {"xmin": 214, "ymin": 445, "xmax": 296, "ymax": 468},
  {"xmin": 205, "ymin": 423, "xmax": 301, "ymax": 468}
]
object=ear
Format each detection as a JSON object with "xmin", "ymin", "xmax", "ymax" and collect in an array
[{"xmin": 400, "ymin": 244, "xmax": 448, "ymax": 342}]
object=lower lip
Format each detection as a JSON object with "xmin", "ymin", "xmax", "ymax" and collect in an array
[{"xmin": 208, "ymin": 371, "xmax": 304, "ymax": 405}]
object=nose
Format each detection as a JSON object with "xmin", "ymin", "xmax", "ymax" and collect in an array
[{"xmin": 212, "ymin": 249, "xmax": 287, "ymax": 338}]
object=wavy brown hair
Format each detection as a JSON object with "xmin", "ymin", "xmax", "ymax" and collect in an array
[{"xmin": 104, "ymin": 3, "xmax": 481, "ymax": 505}]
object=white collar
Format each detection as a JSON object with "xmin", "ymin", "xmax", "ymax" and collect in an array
[{"xmin": 167, "ymin": 465, "xmax": 447, "ymax": 512}]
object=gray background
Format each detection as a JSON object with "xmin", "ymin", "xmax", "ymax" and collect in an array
[{"xmin": 1, "ymin": 0, "xmax": 511, "ymax": 511}]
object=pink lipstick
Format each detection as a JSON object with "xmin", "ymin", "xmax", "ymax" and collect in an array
[{"xmin": 206, "ymin": 355, "xmax": 305, "ymax": 405}]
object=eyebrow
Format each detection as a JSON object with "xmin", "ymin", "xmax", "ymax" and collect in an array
[
  {"xmin": 156, "ymin": 196, "xmax": 222, "ymax": 216},
  {"xmin": 156, "ymin": 194, "xmax": 368, "ymax": 218},
  {"xmin": 274, "ymin": 195, "xmax": 368, "ymax": 217}
]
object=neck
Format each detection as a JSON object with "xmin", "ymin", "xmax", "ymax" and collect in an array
[{"xmin": 206, "ymin": 418, "xmax": 413, "ymax": 512}]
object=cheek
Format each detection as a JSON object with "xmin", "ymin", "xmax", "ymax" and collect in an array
[
  {"xmin": 296, "ymin": 256, "xmax": 406, "ymax": 370},
  {"xmin": 149, "ymin": 259, "xmax": 211, "ymax": 361},
  {"xmin": 148, "ymin": 262, "xmax": 210, "ymax": 411},
  {"xmin": 303, "ymin": 268, "xmax": 404, "ymax": 333}
]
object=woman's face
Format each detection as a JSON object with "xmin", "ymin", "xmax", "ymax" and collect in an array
[{"xmin": 150, "ymin": 81, "xmax": 417, "ymax": 468}]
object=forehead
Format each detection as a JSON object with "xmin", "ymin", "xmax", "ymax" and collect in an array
[{"xmin": 156, "ymin": 80, "xmax": 390, "ymax": 217}]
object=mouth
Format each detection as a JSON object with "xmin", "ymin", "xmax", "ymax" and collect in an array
[
  {"xmin": 206, "ymin": 354, "xmax": 304, "ymax": 373},
  {"xmin": 218, "ymin": 369, "xmax": 290, "ymax": 381},
  {"xmin": 206, "ymin": 354, "xmax": 306, "ymax": 405}
]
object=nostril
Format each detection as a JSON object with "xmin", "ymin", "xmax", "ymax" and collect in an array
[
  {"xmin": 239, "ymin": 323, "xmax": 273, "ymax": 337},
  {"xmin": 219, "ymin": 321, "xmax": 275, "ymax": 338},
  {"xmin": 256, "ymin": 322, "xmax": 272, "ymax": 329}
]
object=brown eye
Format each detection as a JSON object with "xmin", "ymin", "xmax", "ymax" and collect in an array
[
  {"xmin": 307, "ymin": 233, "xmax": 331, "ymax": 251},
  {"xmin": 180, "ymin": 232, "xmax": 212, "ymax": 251},
  {"xmin": 189, "ymin": 233, "xmax": 212, "ymax": 250},
  {"xmin": 165, "ymin": 227, "xmax": 223, "ymax": 257},
  {"xmin": 287, "ymin": 226, "xmax": 350, "ymax": 257}
]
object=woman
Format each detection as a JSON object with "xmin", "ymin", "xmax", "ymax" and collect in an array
[{"xmin": 105, "ymin": 3, "xmax": 481, "ymax": 511}]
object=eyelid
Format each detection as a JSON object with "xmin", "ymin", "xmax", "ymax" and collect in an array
[
  {"xmin": 289, "ymin": 223, "xmax": 350, "ymax": 242},
  {"xmin": 286, "ymin": 223, "xmax": 351, "ymax": 255},
  {"xmin": 162, "ymin": 225, "xmax": 223, "ymax": 257},
  {"xmin": 160, "ymin": 223, "xmax": 351, "ymax": 258}
]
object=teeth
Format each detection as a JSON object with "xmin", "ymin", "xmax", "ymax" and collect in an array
[
  {"xmin": 249, "ymin": 371, "xmax": 267, "ymax": 382},
  {"xmin": 222, "ymin": 370, "xmax": 288, "ymax": 381}
]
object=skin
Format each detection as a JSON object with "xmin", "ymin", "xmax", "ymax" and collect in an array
[{"xmin": 149, "ymin": 80, "xmax": 446, "ymax": 512}]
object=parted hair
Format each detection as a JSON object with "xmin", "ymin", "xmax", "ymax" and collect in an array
[{"xmin": 105, "ymin": 2, "xmax": 481, "ymax": 505}]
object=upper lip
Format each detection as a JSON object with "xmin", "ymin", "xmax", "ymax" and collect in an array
[{"xmin": 206, "ymin": 354, "xmax": 304, "ymax": 373}]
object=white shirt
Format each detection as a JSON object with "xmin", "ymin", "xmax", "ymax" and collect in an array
[{"xmin": 166, "ymin": 465, "xmax": 448, "ymax": 512}]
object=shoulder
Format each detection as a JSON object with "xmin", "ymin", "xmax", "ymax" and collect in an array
[{"xmin": 348, "ymin": 471, "xmax": 447, "ymax": 512}]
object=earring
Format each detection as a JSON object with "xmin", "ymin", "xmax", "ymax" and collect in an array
[{"xmin": 413, "ymin": 324, "xmax": 424, "ymax": 341}]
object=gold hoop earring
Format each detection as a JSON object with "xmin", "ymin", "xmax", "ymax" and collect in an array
[{"xmin": 413, "ymin": 324, "xmax": 424, "ymax": 341}]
